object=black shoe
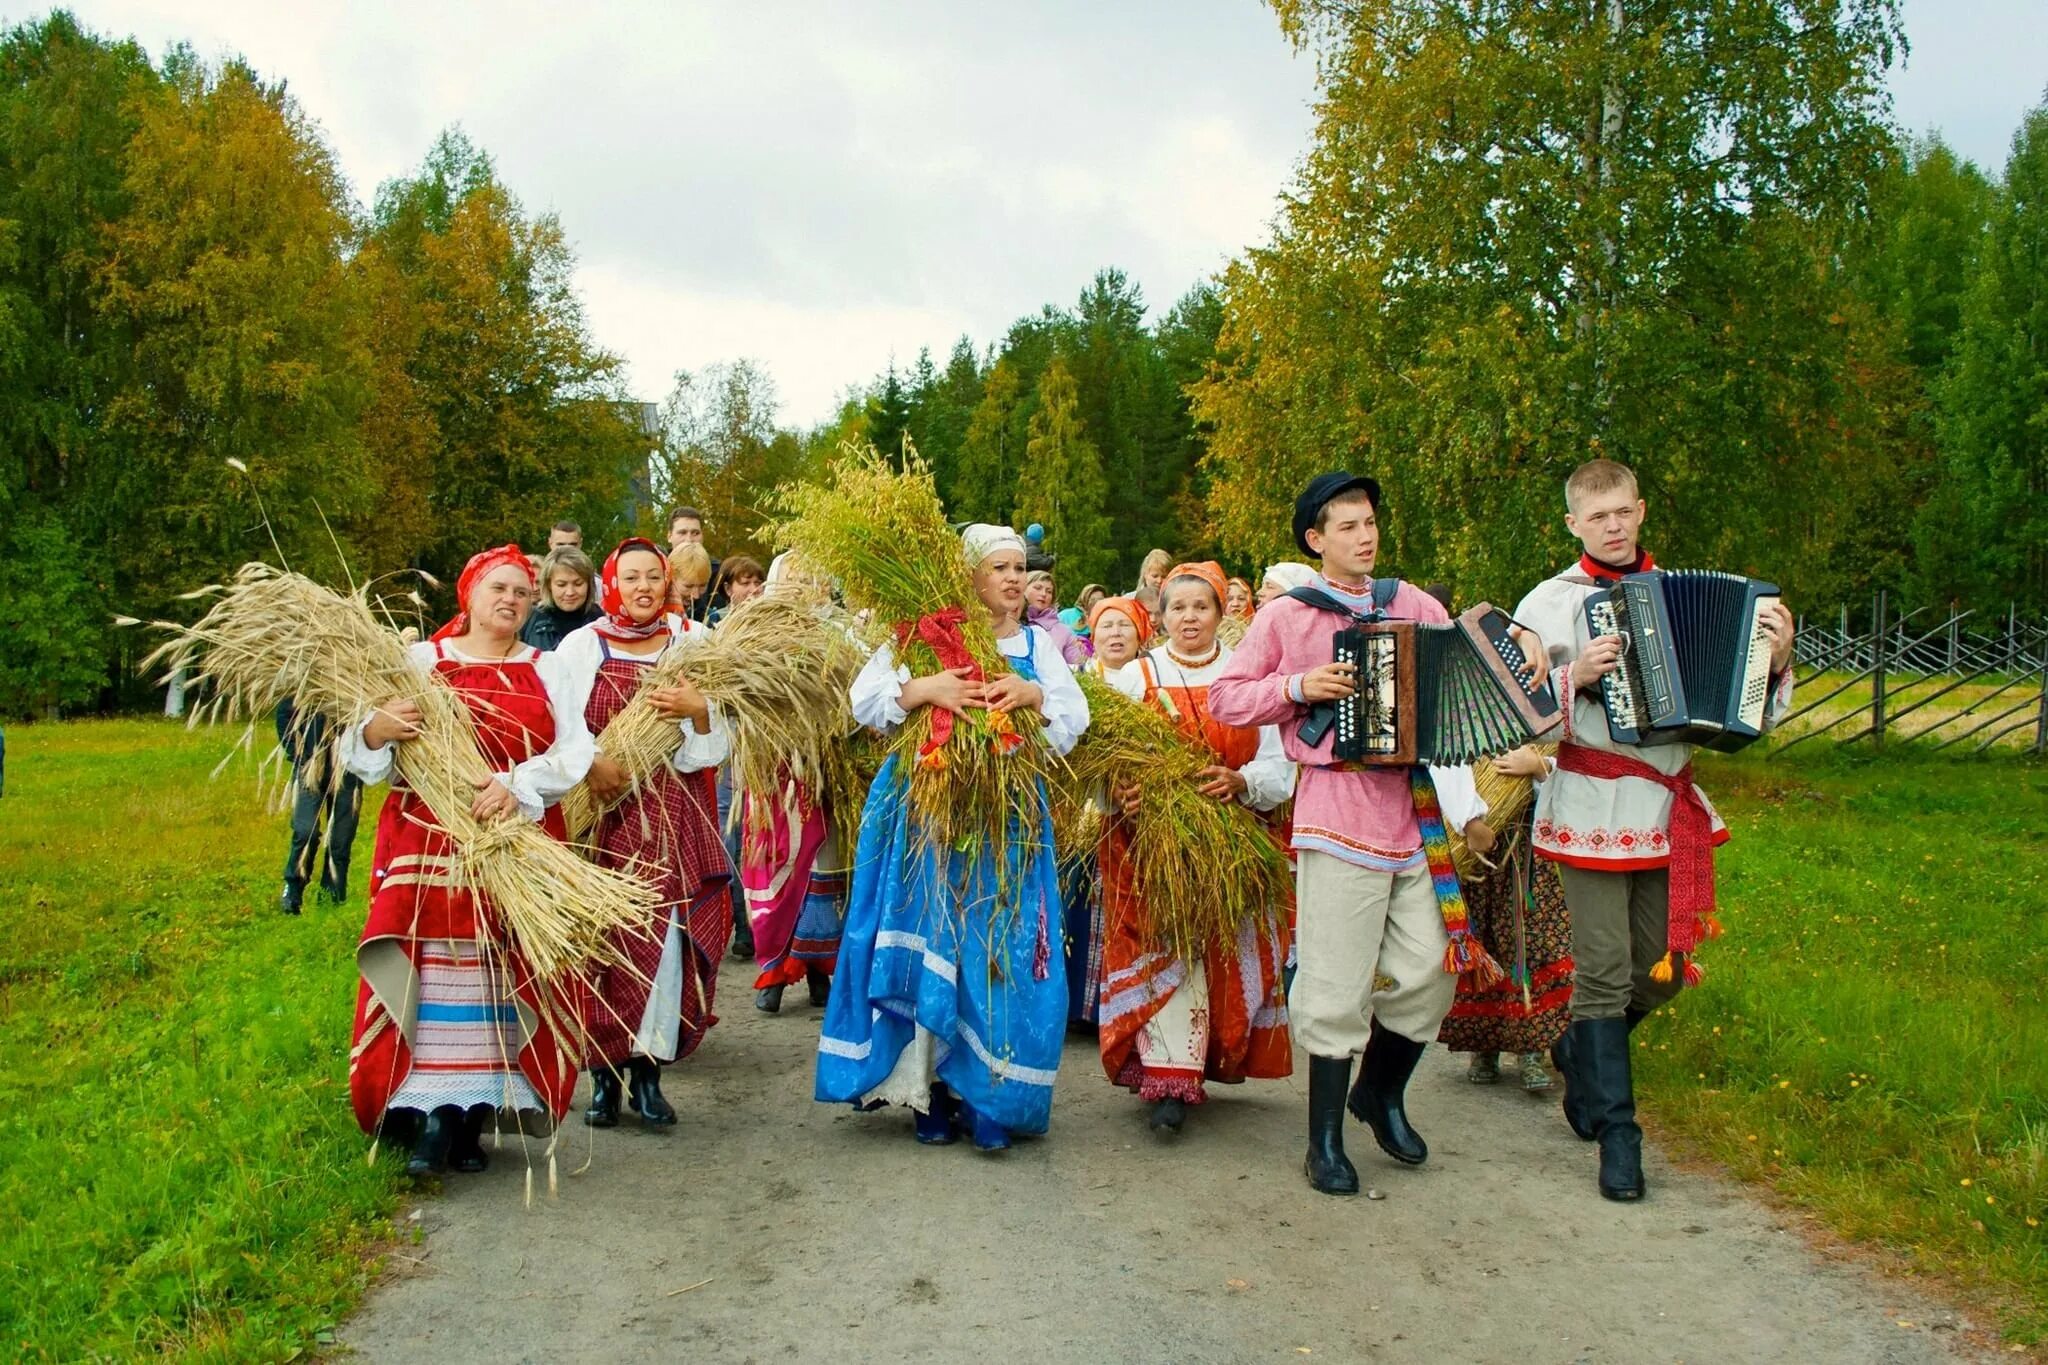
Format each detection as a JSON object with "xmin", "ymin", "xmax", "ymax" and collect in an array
[
  {"xmin": 585, "ymin": 1065, "xmax": 622, "ymax": 1128},
  {"xmin": 1149, "ymin": 1098, "xmax": 1187, "ymax": 1133},
  {"xmin": 1347, "ymin": 1024, "xmax": 1429, "ymax": 1166},
  {"xmin": 755, "ymin": 984, "xmax": 785, "ymax": 1014},
  {"xmin": 627, "ymin": 1056, "xmax": 677, "ymax": 1127},
  {"xmin": 729, "ymin": 912, "xmax": 755, "ymax": 961},
  {"xmin": 280, "ymin": 885, "xmax": 304, "ymax": 915},
  {"xmin": 406, "ymin": 1105, "xmax": 460, "ymax": 1178},
  {"xmin": 1552, "ymin": 1030, "xmax": 1597, "ymax": 1142},
  {"xmin": 451, "ymin": 1105, "xmax": 491, "ymax": 1173},
  {"xmin": 1576, "ymin": 1017, "xmax": 1646, "ymax": 1201},
  {"xmin": 806, "ymin": 967, "xmax": 831, "ymax": 1007},
  {"xmin": 1304, "ymin": 1055, "xmax": 1360, "ymax": 1195}
]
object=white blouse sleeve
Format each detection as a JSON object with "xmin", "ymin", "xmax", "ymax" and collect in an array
[
  {"xmin": 1027, "ymin": 630, "xmax": 1089, "ymax": 758},
  {"xmin": 337, "ymin": 640, "xmax": 440, "ymax": 786},
  {"xmin": 1105, "ymin": 659, "xmax": 1148, "ymax": 702},
  {"xmin": 1239, "ymin": 723, "xmax": 1297, "ymax": 813},
  {"xmin": 664, "ymin": 632, "xmax": 732, "ymax": 772},
  {"xmin": 507, "ymin": 649, "xmax": 598, "ymax": 822},
  {"xmin": 850, "ymin": 640, "xmax": 911, "ymax": 733},
  {"xmin": 1427, "ymin": 763, "xmax": 1490, "ymax": 832}
]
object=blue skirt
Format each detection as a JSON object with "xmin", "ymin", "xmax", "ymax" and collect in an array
[
  {"xmin": 815, "ymin": 754, "xmax": 1069, "ymax": 1135},
  {"xmin": 1059, "ymin": 851, "xmax": 1103, "ymax": 1024}
]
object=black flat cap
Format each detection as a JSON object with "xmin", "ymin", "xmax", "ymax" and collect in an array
[{"xmin": 1293, "ymin": 471, "xmax": 1382, "ymax": 558}]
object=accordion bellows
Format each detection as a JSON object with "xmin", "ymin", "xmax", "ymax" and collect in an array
[
  {"xmin": 1584, "ymin": 569, "xmax": 1781, "ymax": 752},
  {"xmin": 1329, "ymin": 604, "xmax": 1564, "ymax": 765}
]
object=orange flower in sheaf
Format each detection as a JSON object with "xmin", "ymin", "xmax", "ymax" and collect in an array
[
  {"xmin": 987, "ymin": 708, "xmax": 1024, "ymax": 755},
  {"xmin": 918, "ymin": 748, "xmax": 950, "ymax": 772}
]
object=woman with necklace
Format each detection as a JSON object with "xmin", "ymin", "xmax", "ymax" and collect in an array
[
  {"xmin": 1059, "ymin": 594, "xmax": 1154, "ymax": 1029},
  {"xmin": 1099, "ymin": 562, "xmax": 1296, "ymax": 1133},
  {"xmin": 339, "ymin": 545, "xmax": 595, "ymax": 1177},
  {"xmin": 555, "ymin": 538, "xmax": 732, "ymax": 1129}
]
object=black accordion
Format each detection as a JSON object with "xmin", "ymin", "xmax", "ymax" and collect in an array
[
  {"xmin": 1327, "ymin": 604, "xmax": 1563, "ymax": 765},
  {"xmin": 1582, "ymin": 570, "xmax": 1780, "ymax": 751}
]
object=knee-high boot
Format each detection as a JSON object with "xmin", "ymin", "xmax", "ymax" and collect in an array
[
  {"xmin": 1347, "ymin": 1023, "xmax": 1429, "ymax": 1166},
  {"xmin": 1304, "ymin": 1055, "xmax": 1359, "ymax": 1196},
  {"xmin": 1575, "ymin": 1017, "xmax": 1645, "ymax": 1201},
  {"xmin": 1555, "ymin": 1006, "xmax": 1651, "ymax": 1142}
]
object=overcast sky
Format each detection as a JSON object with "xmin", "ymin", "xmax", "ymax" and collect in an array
[{"xmin": 46, "ymin": 0, "xmax": 2048, "ymax": 426}]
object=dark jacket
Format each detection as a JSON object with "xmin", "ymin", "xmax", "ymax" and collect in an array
[{"xmin": 521, "ymin": 602, "xmax": 604, "ymax": 651}]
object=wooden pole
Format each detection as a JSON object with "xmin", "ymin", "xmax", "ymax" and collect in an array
[{"xmin": 1871, "ymin": 590, "xmax": 1888, "ymax": 750}]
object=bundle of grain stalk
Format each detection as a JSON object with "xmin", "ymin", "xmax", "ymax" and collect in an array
[
  {"xmin": 1448, "ymin": 744, "xmax": 1556, "ymax": 880},
  {"xmin": 1063, "ymin": 672, "xmax": 1293, "ymax": 968},
  {"xmin": 141, "ymin": 563, "xmax": 656, "ymax": 986},
  {"xmin": 558, "ymin": 592, "xmax": 869, "ymax": 843},
  {"xmin": 768, "ymin": 440, "xmax": 1056, "ymax": 853}
]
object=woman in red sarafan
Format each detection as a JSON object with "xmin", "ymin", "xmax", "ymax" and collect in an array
[
  {"xmin": 553, "ymin": 538, "xmax": 733, "ymax": 1130},
  {"xmin": 339, "ymin": 545, "xmax": 596, "ymax": 1179},
  {"xmin": 1097, "ymin": 562, "xmax": 1297, "ymax": 1135}
]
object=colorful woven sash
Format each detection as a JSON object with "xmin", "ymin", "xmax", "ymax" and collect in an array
[{"xmin": 1412, "ymin": 768, "xmax": 1505, "ymax": 987}]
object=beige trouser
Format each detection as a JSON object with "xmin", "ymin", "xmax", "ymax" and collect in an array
[
  {"xmin": 1137, "ymin": 961, "xmax": 1210, "ymax": 1076},
  {"xmin": 1291, "ymin": 851, "xmax": 1455, "ymax": 1058},
  {"xmin": 1556, "ymin": 863, "xmax": 1683, "ymax": 1021}
]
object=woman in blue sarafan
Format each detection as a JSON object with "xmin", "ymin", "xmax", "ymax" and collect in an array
[{"xmin": 816, "ymin": 523, "xmax": 1090, "ymax": 1151}]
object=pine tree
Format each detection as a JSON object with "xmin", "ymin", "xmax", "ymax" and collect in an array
[
  {"xmin": 952, "ymin": 357, "xmax": 1024, "ymax": 521},
  {"xmin": 867, "ymin": 364, "xmax": 913, "ymax": 467},
  {"xmin": 1013, "ymin": 357, "xmax": 1113, "ymax": 590}
]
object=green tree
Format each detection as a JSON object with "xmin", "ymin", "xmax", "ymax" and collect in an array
[
  {"xmin": 1856, "ymin": 137, "xmax": 1997, "ymax": 375},
  {"xmin": 1196, "ymin": 0, "xmax": 1908, "ymax": 605},
  {"xmin": 953, "ymin": 356, "xmax": 1027, "ymax": 522},
  {"xmin": 655, "ymin": 358, "xmax": 809, "ymax": 559},
  {"xmin": 1013, "ymin": 357, "xmax": 1114, "ymax": 588},
  {"xmin": 866, "ymin": 363, "xmax": 913, "ymax": 468},
  {"xmin": 1931, "ymin": 103, "xmax": 2048, "ymax": 610},
  {"xmin": 907, "ymin": 336, "xmax": 982, "ymax": 498},
  {"xmin": 0, "ymin": 514, "xmax": 106, "ymax": 717}
]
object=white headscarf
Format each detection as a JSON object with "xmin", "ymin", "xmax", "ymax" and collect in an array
[
  {"xmin": 961, "ymin": 523, "xmax": 1026, "ymax": 566},
  {"xmin": 1262, "ymin": 561, "xmax": 1317, "ymax": 593}
]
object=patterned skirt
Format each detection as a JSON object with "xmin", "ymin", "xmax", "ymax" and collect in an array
[
  {"xmin": 1438, "ymin": 829, "xmax": 1574, "ymax": 1055},
  {"xmin": 384, "ymin": 940, "xmax": 542, "ymax": 1113}
]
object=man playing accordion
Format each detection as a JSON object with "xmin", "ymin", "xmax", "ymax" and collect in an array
[{"xmin": 1514, "ymin": 458, "xmax": 1796, "ymax": 1204}]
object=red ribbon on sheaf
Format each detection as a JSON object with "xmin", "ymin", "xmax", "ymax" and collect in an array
[{"xmin": 896, "ymin": 608, "xmax": 983, "ymax": 762}]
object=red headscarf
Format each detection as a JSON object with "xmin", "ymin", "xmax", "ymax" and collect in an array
[
  {"xmin": 594, "ymin": 537, "xmax": 673, "ymax": 642},
  {"xmin": 431, "ymin": 544, "xmax": 536, "ymax": 642},
  {"xmin": 1162, "ymin": 561, "xmax": 1229, "ymax": 611},
  {"xmin": 1087, "ymin": 595, "xmax": 1153, "ymax": 642}
]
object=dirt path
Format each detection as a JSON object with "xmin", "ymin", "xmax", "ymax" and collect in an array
[{"xmin": 341, "ymin": 958, "xmax": 1990, "ymax": 1364}]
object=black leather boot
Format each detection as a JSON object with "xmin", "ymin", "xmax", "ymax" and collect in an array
[
  {"xmin": 451, "ymin": 1105, "xmax": 491, "ymax": 1173},
  {"xmin": 1577, "ymin": 1017, "xmax": 1645, "ymax": 1201},
  {"xmin": 627, "ymin": 1056, "xmax": 677, "ymax": 1126},
  {"xmin": 1552, "ymin": 1028, "xmax": 1596, "ymax": 1141},
  {"xmin": 1347, "ymin": 1024, "xmax": 1429, "ymax": 1166},
  {"xmin": 585, "ymin": 1065, "xmax": 621, "ymax": 1128},
  {"xmin": 755, "ymin": 984, "xmax": 785, "ymax": 1013},
  {"xmin": 730, "ymin": 904, "xmax": 755, "ymax": 960},
  {"xmin": 1304, "ymin": 1055, "xmax": 1360, "ymax": 1195},
  {"xmin": 806, "ymin": 967, "xmax": 831, "ymax": 1007},
  {"xmin": 406, "ymin": 1105, "xmax": 460, "ymax": 1177}
]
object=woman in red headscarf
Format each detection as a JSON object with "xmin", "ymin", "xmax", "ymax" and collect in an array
[
  {"xmin": 1098, "ymin": 562, "xmax": 1296, "ymax": 1133},
  {"xmin": 553, "ymin": 538, "xmax": 732, "ymax": 1130},
  {"xmin": 338, "ymin": 545, "xmax": 596, "ymax": 1178}
]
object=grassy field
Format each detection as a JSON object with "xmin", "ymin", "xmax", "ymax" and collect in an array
[
  {"xmin": 0, "ymin": 719, "xmax": 405, "ymax": 1360},
  {"xmin": 0, "ymin": 720, "xmax": 2043, "ymax": 1355},
  {"xmin": 1637, "ymin": 748, "xmax": 2048, "ymax": 1342}
]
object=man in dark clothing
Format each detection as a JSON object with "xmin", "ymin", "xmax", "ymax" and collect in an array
[{"xmin": 276, "ymin": 699, "xmax": 364, "ymax": 913}]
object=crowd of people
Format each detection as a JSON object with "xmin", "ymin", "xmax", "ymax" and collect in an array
[{"xmin": 283, "ymin": 458, "xmax": 1795, "ymax": 1206}]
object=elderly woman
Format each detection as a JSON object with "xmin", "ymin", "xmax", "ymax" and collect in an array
[
  {"xmin": 1060, "ymin": 594, "xmax": 1154, "ymax": 1029},
  {"xmin": 340, "ymin": 545, "xmax": 594, "ymax": 1178},
  {"xmin": 522, "ymin": 546, "xmax": 603, "ymax": 650},
  {"xmin": 1025, "ymin": 568, "xmax": 1090, "ymax": 666},
  {"xmin": 1257, "ymin": 561, "xmax": 1317, "ymax": 607},
  {"xmin": 1100, "ymin": 564, "xmax": 1295, "ymax": 1133},
  {"xmin": 555, "ymin": 539, "xmax": 732, "ymax": 1129},
  {"xmin": 817, "ymin": 524, "xmax": 1089, "ymax": 1152}
]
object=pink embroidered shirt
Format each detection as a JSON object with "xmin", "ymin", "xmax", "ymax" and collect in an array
[{"xmin": 1208, "ymin": 578, "xmax": 1477, "ymax": 873}]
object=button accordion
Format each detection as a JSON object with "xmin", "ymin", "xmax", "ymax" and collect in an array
[
  {"xmin": 1330, "ymin": 604, "xmax": 1563, "ymax": 765},
  {"xmin": 1581, "ymin": 570, "xmax": 1780, "ymax": 752}
]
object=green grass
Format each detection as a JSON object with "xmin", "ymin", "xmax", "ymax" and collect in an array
[
  {"xmin": 1, "ymin": 721, "xmax": 2043, "ymax": 1353},
  {"xmin": 1638, "ymin": 748, "xmax": 2048, "ymax": 1342},
  {"xmin": 0, "ymin": 718, "xmax": 407, "ymax": 1361}
]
